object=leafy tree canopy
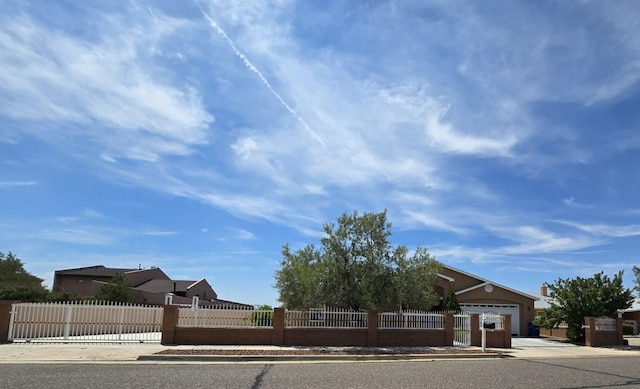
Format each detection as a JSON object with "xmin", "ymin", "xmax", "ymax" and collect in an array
[
  {"xmin": 0, "ymin": 251, "xmax": 48, "ymax": 301},
  {"xmin": 535, "ymin": 271, "xmax": 632, "ymax": 342},
  {"xmin": 95, "ymin": 272, "xmax": 136, "ymax": 303},
  {"xmin": 275, "ymin": 210, "xmax": 441, "ymax": 311}
]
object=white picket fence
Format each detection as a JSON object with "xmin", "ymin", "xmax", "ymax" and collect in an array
[
  {"xmin": 285, "ymin": 307, "xmax": 368, "ymax": 328},
  {"xmin": 8, "ymin": 301, "xmax": 163, "ymax": 343},
  {"xmin": 178, "ymin": 306, "xmax": 273, "ymax": 328},
  {"xmin": 6, "ymin": 300, "xmax": 482, "ymax": 347},
  {"xmin": 378, "ymin": 310, "xmax": 445, "ymax": 329}
]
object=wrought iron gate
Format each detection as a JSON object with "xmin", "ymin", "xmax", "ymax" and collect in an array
[{"xmin": 454, "ymin": 313, "xmax": 471, "ymax": 346}]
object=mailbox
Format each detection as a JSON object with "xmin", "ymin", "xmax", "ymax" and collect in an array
[{"xmin": 482, "ymin": 322, "xmax": 496, "ymax": 330}]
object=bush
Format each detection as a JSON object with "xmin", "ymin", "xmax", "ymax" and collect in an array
[{"xmin": 623, "ymin": 323, "xmax": 634, "ymax": 335}]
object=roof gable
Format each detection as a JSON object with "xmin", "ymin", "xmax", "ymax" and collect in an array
[{"xmin": 443, "ymin": 264, "xmax": 539, "ymax": 301}]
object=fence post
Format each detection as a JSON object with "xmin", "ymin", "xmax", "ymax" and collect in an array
[
  {"xmin": 503, "ymin": 314, "xmax": 512, "ymax": 348},
  {"xmin": 367, "ymin": 310, "xmax": 378, "ymax": 347},
  {"xmin": 272, "ymin": 308, "xmax": 284, "ymax": 346},
  {"xmin": 0, "ymin": 301, "xmax": 13, "ymax": 343},
  {"xmin": 161, "ymin": 305, "xmax": 179, "ymax": 345},
  {"xmin": 469, "ymin": 313, "xmax": 481, "ymax": 346},
  {"xmin": 444, "ymin": 313, "xmax": 454, "ymax": 346},
  {"xmin": 584, "ymin": 316, "xmax": 595, "ymax": 347},
  {"xmin": 616, "ymin": 317, "xmax": 624, "ymax": 346}
]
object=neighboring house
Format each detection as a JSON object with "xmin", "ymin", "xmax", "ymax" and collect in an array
[
  {"xmin": 436, "ymin": 265, "xmax": 539, "ymax": 337},
  {"xmin": 528, "ymin": 285, "xmax": 555, "ymax": 317},
  {"xmin": 52, "ymin": 265, "xmax": 251, "ymax": 308},
  {"xmin": 622, "ymin": 300, "xmax": 640, "ymax": 335}
]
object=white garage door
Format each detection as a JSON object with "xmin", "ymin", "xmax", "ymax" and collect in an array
[{"xmin": 459, "ymin": 304, "xmax": 520, "ymax": 336}]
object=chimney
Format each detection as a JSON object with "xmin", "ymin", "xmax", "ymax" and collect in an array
[{"xmin": 540, "ymin": 285, "xmax": 548, "ymax": 297}]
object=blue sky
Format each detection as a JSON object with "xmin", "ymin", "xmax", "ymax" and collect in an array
[{"xmin": 1, "ymin": 1, "xmax": 639, "ymax": 306}]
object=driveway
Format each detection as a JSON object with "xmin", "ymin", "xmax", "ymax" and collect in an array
[
  {"xmin": 514, "ymin": 336, "xmax": 640, "ymax": 348},
  {"xmin": 512, "ymin": 337, "xmax": 578, "ymax": 348}
]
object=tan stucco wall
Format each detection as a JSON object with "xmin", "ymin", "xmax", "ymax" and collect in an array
[
  {"xmin": 54, "ymin": 275, "xmax": 112, "ymax": 296},
  {"xmin": 437, "ymin": 267, "xmax": 536, "ymax": 336},
  {"xmin": 185, "ymin": 280, "xmax": 217, "ymax": 300},
  {"xmin": 456, "ymin": 285, "xmax": 536, "ymax": 336}
]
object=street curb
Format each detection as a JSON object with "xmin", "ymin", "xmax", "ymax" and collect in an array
[{"xmin": 137, "ymin": 352, "xmax": 507, "ymax": 362}]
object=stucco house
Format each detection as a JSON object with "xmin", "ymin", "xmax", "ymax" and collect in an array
[
  {"xmin": 622, "ymin": 300, "xmax": 640, "ymax": 334},
  {"xmin": 52, "ymin": 265, "xmax": 251, "ymax": 308},
  {"xmin": 436, "ymin": 265, "xmax": 538, "ymax": 336}
]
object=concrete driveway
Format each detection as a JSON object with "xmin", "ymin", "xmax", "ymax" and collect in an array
[{"xmin": 512, "ymin": 337, "xmax": 578, "ymax": 348}]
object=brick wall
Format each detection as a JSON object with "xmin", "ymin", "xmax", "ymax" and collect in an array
[
  {"xmin": 161, "ymin": 307, "xmax": 511, "ymax": 348},
  {"xmin": 584, "ymin": 316, "xmax": 623, "ymax": 347},
  {"xmin": 0, "ymin": 301, "xmax": 12, "ymax": 343}
]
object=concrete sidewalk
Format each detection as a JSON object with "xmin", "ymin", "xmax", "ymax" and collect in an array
[{"xmin": 1, "ymin": 341, "xmax": 640, "ymax": 363}]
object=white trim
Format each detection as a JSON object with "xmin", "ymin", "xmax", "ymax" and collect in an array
[
  {"xmin": 444, "ymin": 265, "xmax": 539, "ymax": 301},
  {"xmin": 437, "ymin": 273, "xmax": 455, "ymax": 282},
  {"xmin": 456, "ymin": 282, "xmax": 492, "ymax": 296}
]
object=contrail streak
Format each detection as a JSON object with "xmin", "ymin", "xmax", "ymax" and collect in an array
[{"xmin": 198, "ymin": 5, "xmax": 326, "ymax": 148}]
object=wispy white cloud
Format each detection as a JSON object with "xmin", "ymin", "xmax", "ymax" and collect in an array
[
  {"xmin": 555, "ymin": 220, "xmax": 640, "ymax": 239},
  {"xmin": 143, "ymin": 231, "xmax": 178, "ymax": 236},
  {"xmin": 563, "ymin": 197, "xmax": 594, "ymax": 209},
  {"xmin": 425, "ymin": 109, "xmax": 518, "ymax": 157},
  {"xmin": 0, "ymin": 9, "xmax": 213, "ymax": 162},
  {"xmin": 38, "ymin": 228, "xmax": 114, "ymax": 245},
  {"xmin": 0, "ymin": 181, "xmax": 37, "ymax": 187}
]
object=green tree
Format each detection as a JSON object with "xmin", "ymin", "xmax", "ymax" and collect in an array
[
  {"xmin": 535, "ymin": 271, "xmax": 633, "ymax": 342},
  {"xmin": 95, "ymin": 272, "xmax": 136, "ymax": 303},
  {"xmin": 443, "ymin": 288, "xmax": 461, "ymax": 312},
  {"xmin": 275, "ymin": 210, "xmax": 441, "ymax": 311},
  {"xmin": 0, "ymin": 251, "xmax": 48, "ymax": 301}
]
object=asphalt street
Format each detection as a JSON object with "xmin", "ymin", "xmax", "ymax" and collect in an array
[{"xmin": 2, "ymin": 357, "xmax": 640, "ymax": 389}]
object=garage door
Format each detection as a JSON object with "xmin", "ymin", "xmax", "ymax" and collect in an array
[{"xmin": 459, "ymin": 304, "xmax": 520, "ymax": 336}]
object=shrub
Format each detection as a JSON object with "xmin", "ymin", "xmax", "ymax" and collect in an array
[{"xmin": 623, "ymin": 323, "xmax": 634, "ymax": 335}]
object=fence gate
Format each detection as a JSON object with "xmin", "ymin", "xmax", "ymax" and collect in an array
[
  {"xmin": 8, "ymin": 301, "xmax": 163, "ymax": 343},
  {"xmin": 454, "ymin": 313, "xmax": 471, "ymax": 346}
]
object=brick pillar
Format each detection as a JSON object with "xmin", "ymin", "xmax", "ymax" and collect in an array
[
  {"xmin": 444, "ymin": 313, "xmax": 454, "ymax": 346},
  {"xmin": 367, "ymin": 310, "xmax": 378, "ymax": 347},
  {"xmin": 616, "ymin": 317, "xmax": 624, "ymax": 346},
  {"xmin": 503, "ymin": 314, "xmax": 512, "ymax": 348},
  {"xmin": 584, "ymin": 316, "xmax": 596, "ymax": 347},
  {"xmin": 0, "ymin": 301, "xmax": 13, "ymax": 343},
  {"xmin": 272, "ymin": 308, "xmax": 284, "ymax": 346},
  {"xmin": 161, "ymin": 305, "xmax": 179, "ymax": 345},
  {"xmin": 470, "ymin": 313, "xmax": 481, "ymax": 347}
]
